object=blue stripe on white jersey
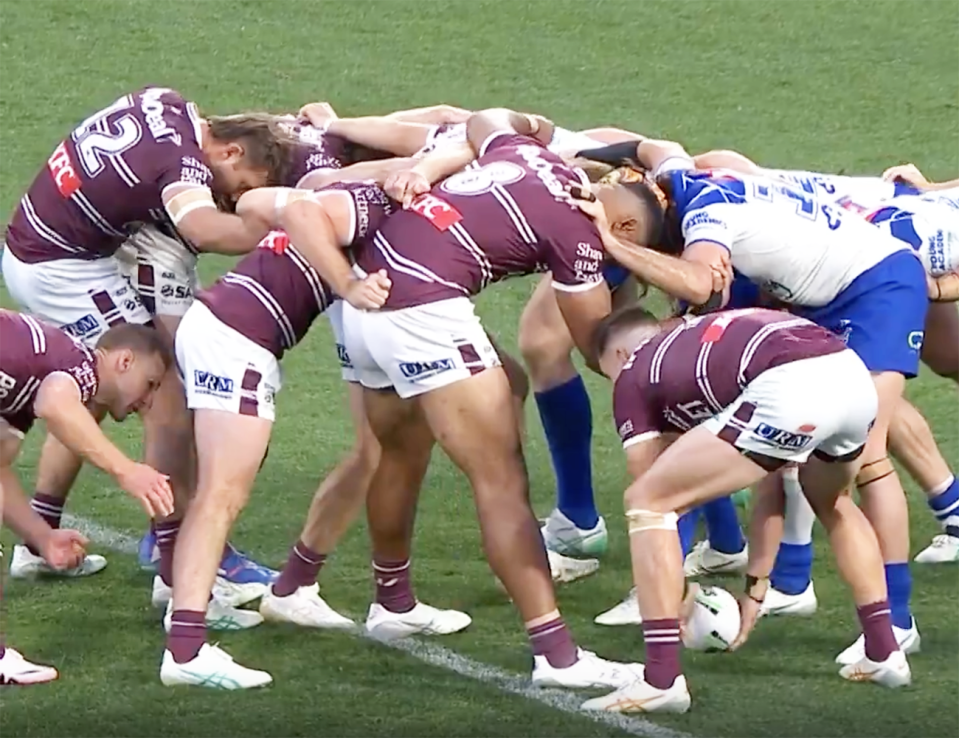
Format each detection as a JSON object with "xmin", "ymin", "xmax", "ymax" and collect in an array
[{"xmin": 868, "ymin": 196, "xmax": 959, "ymax": 276}]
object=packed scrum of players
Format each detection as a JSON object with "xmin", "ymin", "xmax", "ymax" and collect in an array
[{"xmin": 0, "ymin": 87, "xmax": 957, "ymax": 714}]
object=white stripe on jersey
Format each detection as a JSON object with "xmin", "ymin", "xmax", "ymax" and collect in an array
[
  {"xmin": 489, "ymin": 184, "xmax": 537, "ymax": 244},
  {"xmin": 737, "ymin": 318, "xmax": 810, "ymax": 387},
  {"xmin": 695, "ymin": 340, "xmax": 723, "ymax": 413},
  {"xmin": 20, "ymin": 195, "xmax": 81, "ymax": 254},
  {"xmin": 72, "ymin": 190, "xmax": 126, "ymax": 237},
  {"xmin": 372, "ymin": 232, "xmax": 470, "ymax": 295},
  {"xmin": 6, "ymin": 376, "xmax": 41, "ymax": 415},
  {"xmin": 286, "ymin": 246, "xmax": 333, "ymax": 312},
  {"xmin": 22, "ymin": 314, "xmax": 48, "ymax": 354},
  {"xmin": 649, "ymin": 322, "xmax": 686, "ymax": 383},
  {"xmin": 221, "ymin": 273, "xmax": 297, "ymax": 349},
  {"xmin": 449, "ymin": 222, "xmax": 493, "ymax": 289}
]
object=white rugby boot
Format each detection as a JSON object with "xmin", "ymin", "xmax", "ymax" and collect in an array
[
  {"xmin": 151, "ymin": 574, "xmax": 269, "ymax": 610},
  {"xmin": 9, "ymin": 544, "xmax": 106, "ymax": 579},
  {"xmin": 835, "ymin": 619, "xmax": 921, "ymax": 665},
  {"xmin": 160, "ymin": 644, "xmax": 272, "ymax": 689},
  {"xmin": 532, "ymin": 649, "xmax": 644, "ymax": 690},
  {"xmin": 839, "ymin": 649, "xmax": 911, "ymax": 688},
  {"xmin": 594, "ymin": 588, "xmax": 642, "ymax": 626},
  {"xmin": 914, "ymin": 533, "xmax": 959, "ymax": 564},
  {"xmin": 163, "ymin": 599, "xmax": 264, "ymax": 632},
  {"xmin": 0, "ymin": 648, "xmax": 58, "ymax": 685},
  {"xmin": 541, "ymin": 509, "xmax": 608, "ymax": 557},
  {"xmin": 683, "ymin": 540, "xmax": 748, "ymax": 577},
  {"xmin": 581, "ymin": 674, "xmax": 691, "ymax": 714},
  {"xmin": 365, "ymin": 602, "xmax": 471, "ymax": 641},
  {"xmin": 259, "ymin": 584, "xmax": 354, "ymax": 629},
  {"xmin": 760, "ymin": 581, "xmax": 818, "ymax": 617},
  {"xmin": 548, "ymin": 549, "xmax": 599, "ymax": 584}
]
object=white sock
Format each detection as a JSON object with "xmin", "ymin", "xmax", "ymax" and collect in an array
[{"xmin": 782, "ymin": 467, "xmax": 815, "ymax": 546}]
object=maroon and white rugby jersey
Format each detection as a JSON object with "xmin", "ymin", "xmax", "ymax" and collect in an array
[
  {"xmin": 612, "ymin": 309, "xmax": 848, "ymax": 446},
  {"xmin": 5, "ymin": 87, "xmax": 212, "ymax": 264},
  {"xmin": 356, "ymin": 132, "xmax": 607, "ymax": 309},
  {"xmin": 277, "ymin": 121, "xmax": 350, "ymax": 185},
  {"xmin": 0, "ymin": 310, "xmax": 99, "ymax": 434},
  {"xmin": 198, "ymin": 182, "xmax": 393, "ymax": 358}
]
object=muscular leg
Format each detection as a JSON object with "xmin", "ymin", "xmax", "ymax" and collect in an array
[
  {"xmin": 488, "ymin": 336, "xmax": 529, "ymax": 442},
  {"xmin": 921, "ymin": 302, "xmax": 959, "ymax": 382}
]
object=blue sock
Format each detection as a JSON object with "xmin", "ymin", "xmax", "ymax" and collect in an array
[
  {"xmin": 703, "ymin": 497, "xmax": 745, "ymax": 554},
  {"xmin": 679, "ymin": 508, "xmax": 702, "ymax": 558},
  {"xmin": 770, "ymin": 543, "xmax": 814, "ymax": 595},
  {"xmin": 534, "ymin": 375, "xmax": 597, "ymax": 529},
  {"xmin": 885, "ymin": 562, "xmax": 913, "ymax": 630},
  {"xmin": 927, "ymin": 476, "xmax": 959, "ymax": 533}
]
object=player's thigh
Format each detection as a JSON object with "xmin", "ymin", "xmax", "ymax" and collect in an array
[
  {"xmin": 0, "ymin": 420, "xmax": 24, "ymax": 467},
  {"xmin": 193, "ymin": 409, "xmax": 272, "ymax": 510},
  {"xmin": 518, "ymin": 274, "xmax": 573, "ymax": 360},
  {"xmin": 1, "ymin": 248, "xmax": 150, "ymax": 347},
  {"xmin": 799, "ymin": 456, "xmax": 860, "ymax": 514},
  {"xmin": 116, "ymin": 225, "xmax": 199, "ymax": 319},
  {"xmin": 175, "ymin": 302, "xmax": 282, "ymax": 423},
  {"xmin": 921, "ymin": 301, "xmax": 959, "ymax": 378}
]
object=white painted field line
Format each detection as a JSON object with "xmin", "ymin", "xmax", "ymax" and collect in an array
[{"xmin": 62, "ymin": 514, "xmax": 698, "ymax": 738}]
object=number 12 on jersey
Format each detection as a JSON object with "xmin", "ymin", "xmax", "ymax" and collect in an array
[{"xmin": 752, "ymin": 181, "xmax": 842, "ymax": 231}]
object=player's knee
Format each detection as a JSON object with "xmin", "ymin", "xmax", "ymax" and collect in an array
[
  {"xmin": 500, "ymin": 349, "xmax": 530, "ymax": 403},
  {"xmin": 626, "ymin": 508, "xmax": 679, "ymax": 534}
]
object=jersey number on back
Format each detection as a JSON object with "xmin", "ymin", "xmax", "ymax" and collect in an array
[
  {"xmin": 753, "ymin": 181, "xmax": 842, "ymax": 231},
  {"xmin": 71, "ymin": 95, "xmax": 142, "ymax": 178}
]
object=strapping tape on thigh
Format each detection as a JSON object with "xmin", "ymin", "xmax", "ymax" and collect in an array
[
  {"xmin": 626, "ymin": 509, "xmax": 678, "ymax": 534},
  {"xmin": 856, "ymin": 456, "xmax": 895, "ymax": 489}
]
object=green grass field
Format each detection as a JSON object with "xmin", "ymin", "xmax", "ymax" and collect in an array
[{"xmin": 1, "ymin": 1, "xmax": 958, "ymax": 736}]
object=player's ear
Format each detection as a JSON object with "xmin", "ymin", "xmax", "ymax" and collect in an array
[
  {"xmin": 115, "ymin": 348, "xmax": 135, "ymax": 373},
  {"xmin": 612, "ymin": 216, "xmax": 639, "ymax": 241},
  {"xmin": 224, "ymin": 141, "xmax": 245, "ymax": 163}
]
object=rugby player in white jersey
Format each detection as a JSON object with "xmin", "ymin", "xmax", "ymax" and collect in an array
[
  {"xmin": 571, "ymin": 138, "xmax": 928, "ymax": 672},
  {"xmin": 1, "ymin": 89, "xmax": 289, "ymax": 624}
]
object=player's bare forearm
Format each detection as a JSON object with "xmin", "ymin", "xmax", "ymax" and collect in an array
[
  {"xmin": 412, "ymin": 143, "xmax": 476, "ymax": 184},
  {"xmin": 930, "ymin": 271, "xmax": 959, "ymax": 302},
  {"xmin": 34, "ymin": 381, "xmax": 135, "ymax": 482},
  {"xmin": 637, "ymin": 139, "xmax": 692, "ymax": 174},
  {"xmin": 298, "ymin": 158, "xmax": 419, "ymax": 190},
  {"xmin": 180, "ymin": 209, "xmax": 270, "ymax": 256},
  {"xmin": 280, "ymin": 198, "xmax": 356, "ymax": 298},
  {"xmin": 744, "ymin": 481, "xmax": 784, "ymax": 579},
  {"xmin": 0, "ymin": 464, "xmax": 53, "ymax": 549},
  {"xmin": 385, "ymin": 104, "xmax": 471, "ymax": 125},
  {"xmin": 600, "ymin": 233, "xmax": 715, "ymax": 305},
  {"xmin": 326, "ymin": 117, "xmax": 433, "ymax": 157},
  {"xmin": 465, "ymin": 109, "xmax": 555, "ymax": 154}
]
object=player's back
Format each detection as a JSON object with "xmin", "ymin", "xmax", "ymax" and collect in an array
[
  {"xmin": 868, "ymin": 192, "xmax": 959, "ymax": 276},
  {"xmin": 6, "ymin": 87, "xmax": 208, "ymax": 264},
  {"xmin": 361, "ymin": 133, "xmax": 604, "ymax": 309},
  {"xmin": 674, "ymin": 169, "xmax": 912, "ymax": 306},
  {"xmin": 761, "ymin": 169, "xmax": 920, "ymax": 215}
]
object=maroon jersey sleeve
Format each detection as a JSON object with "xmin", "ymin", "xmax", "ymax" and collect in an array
[
  {"xmin": 332, "ymin": 181, "xmax": 393, "ymax": 242},
  {"xmin": 612, "ymin": 360, "xmax": 663, "ymax": 448}
]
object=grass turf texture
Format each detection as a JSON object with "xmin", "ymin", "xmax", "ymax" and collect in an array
[{"xmin": 1, "ymin": 1, "xmax": 957, "ymax": 736}]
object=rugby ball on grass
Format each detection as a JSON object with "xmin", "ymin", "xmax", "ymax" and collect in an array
[{"xmin": 682, "ymin": 585, "xmax": 741, "ymax": 652}]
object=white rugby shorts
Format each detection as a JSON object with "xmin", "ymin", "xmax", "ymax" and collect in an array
[
  {"xmin": 701, "ymin": 348, "xmax": 877, "ymax": 463},
  {"xmin": 325, "ymin": 300, "xmax": 358, "ymax": 383},
  {"xmin": 175, "ymin": 301, "xmax": 282, "ymax": 421},
  {"xmin": 115, "ymin": 225, "xmax": 199, "ymax": 317},
  {"xmin": 1, "ymin": 244, "xmax": 150, "ymax": 348},
  {"xmin": 342, "ymin": 297, "xmax": 502, "ymax": 398}
]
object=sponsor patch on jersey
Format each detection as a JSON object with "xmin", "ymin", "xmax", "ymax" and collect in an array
[
  {"xmin": 48, "ymin": 141, "xmax": 81, "ymax": 198},
  {"xmin": 441, "ymin": 162, "xmax": 525, "ymax": 196},
  {"xmin": 751, "ymin": 422, "xmax": 813, "ymax": 450},
  {"xmin": 908, "ymin": 331, "xmax": 924, "ymax": 351},
  {"xmin": 193, "ymin": 370, "xmax": 234, "ymax": 396},
  {"xmin": 617, "ymin": 419, "xmax": 634, "ymax": 440},
  {"xmin": 160, "ymin": 284, "xmax": 192, "ymax": 300},
  {"xmin": 408, "ymin": 193, "xmax": 462, "ymax": 231},
  {"xmin": 398, "ymin": 358, "xmax": 455, "ymax": 380}
]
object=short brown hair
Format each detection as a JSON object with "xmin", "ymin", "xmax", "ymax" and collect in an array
[
  {"xmin": 592, "ymin": 304, "xmax": 659, "ymax": 359},
  {"xmin": 206, "ymin": 113, "xmax": 297, "ymax": 185},
  {"xmin": 97, "ymin": 323, "xmax": 173, "ymax": 369}
]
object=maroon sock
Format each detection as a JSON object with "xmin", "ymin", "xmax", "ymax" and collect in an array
[
  {"xmin": 643, "ymin": 618, "xmax": 681, "ymax": 689},
  {"xmin": 26, "ymin": 494, "xmax": 65, "ymax": 555},
  {"xmin": 373, "ymin": 557, "xmax": 416, "ymax": 614},
  {"xmin": 155, "ymin": 520, "xmax": 181, "ymax": 588},
  {"xmin": 167, "ymin": 610, "xmax": 206, "ymax": 664},
  {"xmin": 528, "ymin": 617, "xmax": 578, "ymax": 669},
  {"xmin": 0, "ymin": 645, "xmax": 5, "ymax": 659},
  {"xmin": 857, "ymin": 600, "xmax": 898, "ymax": 662},
  {"xmin": 272, "ymin": 540, "xmax": 327, "ymax": 597}
]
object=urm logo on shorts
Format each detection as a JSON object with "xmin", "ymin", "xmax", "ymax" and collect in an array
[
  {"xmin": 752, "ymin": 422, "xmax": 813, "ymax": 450},
  {"xmin": 399, "ymin": 359, "xmax": 454, "ymax": 380},
  {"xmin": 61, "ymin": 314, "xmax": 100, "ymax": 340},
  {"xmin": 193, "ymin": 370, "xmax": 234, "ymax": 396}
]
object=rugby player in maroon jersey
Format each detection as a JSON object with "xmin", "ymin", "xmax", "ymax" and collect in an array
[
  {"xmin": 2, "ymin": 88, "xmax": 293, "ymax": 586},
  {"xmin": 158, "ymin": 176, "xmax": 395, "ymax": 688},
  {"xmin": 578, "ymin": 306, "xmax": 910, "ymax": 714},
  {"xmin": 0, "ymin": 311, "xmax": 171, "ymax": 685},
  {"xmin": 317, "ymin": 108, "xmax": 669, "ymax": 690}
]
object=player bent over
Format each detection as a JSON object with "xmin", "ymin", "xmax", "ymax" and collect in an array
[
  {"xmin": 581, "ymin": 307, "xmax": 910, "ymax": 714},
  {"xmin": 339, "ymin": 109, "xmax": 653, "ymax": 688},
  {"xmin": 0, "ymin": 312, "xmax": 172, "ymax": 683},
  {"xmin": 160, "ymin": 181, "xmax": 408, "ymax": 689}
]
